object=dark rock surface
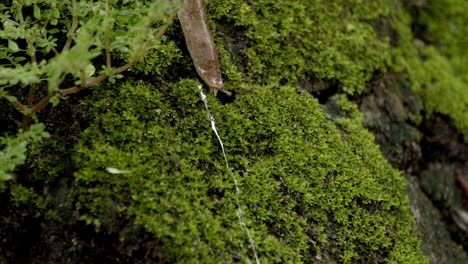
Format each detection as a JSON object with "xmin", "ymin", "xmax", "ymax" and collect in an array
[{"xmin": 355, "ymin": 73, "xmax": 468, "ymax": 263}]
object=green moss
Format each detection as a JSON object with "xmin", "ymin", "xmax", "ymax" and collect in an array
[
  {"xmin": 207, "ymin": 0, "xmax": 393, "ymax": 95},
  {"xmin": 67, "ymin": 1, "xmax": 433, "ymax": 262},
  {"xmin": 390, "ymin": 1, "xmax": 468, "ymax": 134},
  {"xmin": 205, "ymin": 0, "xmax": 468, "ymax": 134},
  {"xmin": 72, "ymin": 79, "xmax": 427, "ymax": 263},
  {"xmin": 5, "ymin": 0, "xmax": 454, "ymax": 262},
  {"xmin": 126, "ymin": 40, "xmax": 184, "ymax": 76},
  {"xmin": 392, "ymin": 42, "xmax": 468, "ymax": 134},
  {"xmin": 418, "ymin": 0, "xmax": 468, "ymax": 70},
  {"xmin": 0, "ymin": 182, "xmax": 57, "ymax": 228}
]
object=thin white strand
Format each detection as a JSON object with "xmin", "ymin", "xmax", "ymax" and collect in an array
[{"xmin": 197, "ymin": 84, "xmax": 260, "ymax": 264}]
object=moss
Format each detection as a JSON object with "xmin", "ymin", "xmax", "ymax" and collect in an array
[
  {"xmin": 0, "ymin": 183, "xmax": 57, "ymax": 239},
  {"xmin": 125, "ymin": 40, "xmax": 185, "ymax": 76},
  {"xmin": 392, "ymin": 42, "xmax": 468, "ymax": 135},
  {"xmin": 390, "ymin": 1, "xmax": 468, "ymax": 134},
  {"xmin": 5, "ymin": 0, "xmax": 455, "ymax": 262},
  {"xmin": 207, "ymin": 0, "xmax": 393, "ymax": 95},
  {"xmin": 206, "ymin": 0, "xmax": 468, "ymax": 134},
  {"xmin": 72, "ymin": 79, "xmax": 427, "ymax": 263},
  {"xmin": 418, "ymin": 0, "xmax": 468, "ymax": 70},
  {"xmin": 65, "ymin": 1, "xmax": 431, "ymax": 262}
]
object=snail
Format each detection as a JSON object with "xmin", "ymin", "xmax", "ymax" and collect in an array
[{"xmin": 178, "ymin": 0, "xmax": 229, "ymax": 96}]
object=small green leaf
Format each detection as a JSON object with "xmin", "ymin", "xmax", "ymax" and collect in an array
[
  {"xmin": 15, "ymin": 56, "xmax": 26, "ymax": 62},
  {"xmin": 50, "ymin": 95, "xmax": 60, "ymax": 107},
  {"xmin": 52, "ymin": 8, "xmax": 60, "ymax": 19},
  {"xmin": 8, "ymin": 40, "xmax": 19, "ymax": 52},
  {"xmin": 33, "ymin": 5, "xmax": 41, "ymax": 19},
  {"xmin": 85, "ymin": 64, "xmax": 96, "ymax": 77},
  {"xmin": 0, "ymin": 172, "xmax": 13, "ymax": 181},
  {"xmin": 48, "ymin": 28, "xmax": 60, "ymax": 34},
  {"xmin": 26, "ymin": 45, "xmax": 36, "ymax": 56},
  {"xmin": 5, "ymin": 95, "xmax": 18, "ymax": 102}
]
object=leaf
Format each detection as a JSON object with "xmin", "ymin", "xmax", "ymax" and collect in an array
[
  {"xmin": 5, "ymin": 95, "xmax": 18, "ymax": 102},
  {"xmin": 33, "ymin": 5, "xmax": 41, "ymax": 19},
  {"xmin": 85, "ymin": 64, "xmax": 96, "ymax": 77},
  {"xmin": 0, "ymin": 124, "xmax": 49, "ymax": 181},
  {"xmin": 26, "ymin": 45, "xmax": 36, "ymax": 56},
  {"xmin": 50, "ymin": 95, "xmax": 60, "ymax": 107},
  {"xmin": 0, "ymin": 172, "xmax": 13, "ymax": 181},
  {"xmin": 15, "ymin": 56, "xmax": 26, "ymax": 62},
  {"xmin": 48, "ymin": 28, "xmax": 60, "ymax": 34},
  {"xmin": 8, "ymin": 40, "xmax": 19, "ymax": 52}
]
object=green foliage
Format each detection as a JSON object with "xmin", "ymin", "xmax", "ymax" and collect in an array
[
  {"xmin": 0, "ymin": 123, "xmax": 49, "ymax": 181},
  {"xmin": 72, "ymin": 79, "xmax": 427, "ymax": 263},
  {"xmin": 0, "ymin": 0, "xmax": 179, "ymax": 113}
]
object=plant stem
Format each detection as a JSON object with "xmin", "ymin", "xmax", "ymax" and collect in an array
[
  {"xmin": 62, "ymin": 0, "xmax": 78, "ymax": 52},
  {"xmin": 6, "ymin": 96, "xmax": 27, "ymax": 112},
  {"xmin": 27, "ymin": 56, "xmax": 37, "ymax": 107},
  {"xmin": 20, "ymin": 115, "xmax": 32, "ymax": 130}
]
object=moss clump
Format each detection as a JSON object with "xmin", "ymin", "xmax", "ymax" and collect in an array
[
  {"xmin": 72, "ymin": 79, "xmax": 427, "ymax": 263},
  {"xmin": 207, "ymin": 0, "xmax": 393, "ymax": 95},
  {"xmin": 390, "ymin": 1, "xmax": 468, "ymax": 134},
  {"xmin": 206, "ymin": 0, "xmax": 468, "ymax": 134},
  {"xmin": 125, "ymin": 41, "xmax": 184, "ymax": 76}
]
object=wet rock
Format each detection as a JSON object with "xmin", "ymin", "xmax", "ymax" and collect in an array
[
  {"xmin": 355, "ymin": 72, "xmax": 468, "ymax": 261},
  {"xmin": 358, "ymin": 73, "xmax": 423, "ymax": 171},
  {"xmin": 419, "ymin": 116, "xmax": 468, "ymax": 251},
  {"xmin": 420, "ymin": 163, "xmax": 463, "ymax": 210},
  {"xmin": 406, "ymin": 174, "xmax": 468, "ymax": 264},
  {"xmin": 298, "ymin": 75, "xmax": 339, "ymax": 104}
]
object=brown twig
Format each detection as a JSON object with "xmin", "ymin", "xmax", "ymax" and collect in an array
[
  {"xmin": 80, "ymin": 70, "xmax": 86, "ymax": 88},
  {"xmin": 7, "ymin": 97, "xmax": 27, "ymax": 113},
  {"xmin": 21, "ymin": 49, "xmax": 38, "ymax": 129},
  {"xmin": 3, "ymin": 93, "xmax": 29, "ymax": 129},
  {"xmin": 28, "ymin": 44, "xmax": 153, "ymax": 115},
  {"xmin": 20, "ymin": 114, "xmax": 32, "ymax": 130},
  {"xmin": 51, "ymin": 47, "xmax": 60, "ymax": 56},
  {"xmin": 6, "ymin": 19, "xmax": 21, "ymax": 26},
  {"xmin": 27, "ymin": 56, "xmax": 38, "ymax": 107},
  {"xmin": 22, "ymin": 81, "xmax": 37, "ymax": 129},
  {"xmin": 62, "ymin": 0, "xmax": 78, "ymax": 52},
  {"xmin": 30, "ymin": 93, "xmax": 55, "ymax": 114}
]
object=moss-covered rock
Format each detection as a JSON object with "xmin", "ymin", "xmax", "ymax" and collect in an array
[
  {"xmin": 206, "ymin": 0, "xmax": 468, "ymax": 134},
  {"xmin": 71, "ymin": 79, "xmax": 426, "ymax": 263},
  {"xmin": 208, "ymin": 0, "xmax": 394, "ymax": 95},
  {"xmin": 5, "ymin": 0, "xmax": 468, "ymax": 262}
]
